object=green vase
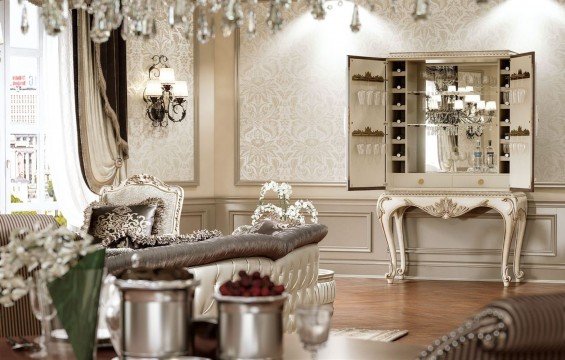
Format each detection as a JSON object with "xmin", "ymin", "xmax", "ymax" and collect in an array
[{"xmin": 47, "ymin": 249, "xmax": 106, "ymax": 360}]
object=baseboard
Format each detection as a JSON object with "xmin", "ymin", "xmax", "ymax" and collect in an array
[{"xmin": 333, "ymin": 273, "xmax": 565, "ymax": 284}]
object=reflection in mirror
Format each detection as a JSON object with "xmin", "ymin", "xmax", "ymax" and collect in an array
[{"xmin": 409, "ymin": 62, "xmax": 500, "ymax": 174}]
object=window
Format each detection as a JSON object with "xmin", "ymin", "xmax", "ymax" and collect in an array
[{"xmin": 1, "ymin": 0, "xmax": 61, "ymax": 221}]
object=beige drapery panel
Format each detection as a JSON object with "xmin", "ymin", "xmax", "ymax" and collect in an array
[{"xmin": 76, "ymin": 11, "xmax": 128, "ymax": 193}]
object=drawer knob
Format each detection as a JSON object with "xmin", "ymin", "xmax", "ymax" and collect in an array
[
  {"xmin": 418, "ymin": 178, "xmax": 424, "ymax": 185},
  {"xmin": 478, "ymin": 179, "xmax": 485, "ymax": 185}
]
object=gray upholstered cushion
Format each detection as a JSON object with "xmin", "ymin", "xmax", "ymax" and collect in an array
[{"xmin": 105, "ymin": 224, "xmax": 328, "ymax": 274}]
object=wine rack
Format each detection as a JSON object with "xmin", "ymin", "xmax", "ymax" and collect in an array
[
  {"xmin": 499, "ymin": 58, "xmax": 511, "ymax": 174},
  {"xmin": 390, "ymin": 61, "xmax": 407, "ymax": 173}
]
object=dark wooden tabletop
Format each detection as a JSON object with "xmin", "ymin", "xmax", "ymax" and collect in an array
[{"xmin": 1, "ymin": 335, "xmax": 422, "ymax": 359}]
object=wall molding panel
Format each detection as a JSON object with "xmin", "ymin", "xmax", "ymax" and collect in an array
[{"xmin": 313, "ymin": 212, "xmax": 373, "ymax": 253}]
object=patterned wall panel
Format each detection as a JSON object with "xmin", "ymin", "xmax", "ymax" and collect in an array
[
  {"xmin": 126, "ymin": 14, "xmax": 196, "ymax": 183},
  {"xmin": 238, "ymin": 0, "xmax": 565, "ymax": 184}
]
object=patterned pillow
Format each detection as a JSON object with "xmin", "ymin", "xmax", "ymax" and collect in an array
[
  {"xmin": 87, "ymin": 204, "xmax": 157, "ymax": 244},
  {"xmin": 82, "ymin": 197, "xmax": 166, "ymax": 237}
]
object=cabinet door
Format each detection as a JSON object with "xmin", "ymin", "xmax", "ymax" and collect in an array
[
  {"xmin": 509, "ymin": 52, "xmax": 535, "ymax": 191},
  {"xmin": 347, "ymin": 56, "xmax": 387, "ymax": 190}
]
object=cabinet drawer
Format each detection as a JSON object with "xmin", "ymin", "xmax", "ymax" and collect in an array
[
  {"xmin": 391, "ymin": 174, "xmax": 452, "ymax": 188},
  {"xmin": 453, "ymin": 174, "xmax": 508, "ymax": 189}
]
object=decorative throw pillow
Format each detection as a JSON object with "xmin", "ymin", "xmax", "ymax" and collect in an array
[
  {"xmin": 87, "ymin": 204, "xmax": 158, "ymax": 244},
  {"xmin": 82, "ymin": 197, "xmax": 166, "ymax": 238},
  {"xmin": 232, "ymin": 220, "xmax": 288, "ymax": 236}
]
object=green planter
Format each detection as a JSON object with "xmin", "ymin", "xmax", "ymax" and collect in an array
[{"xmin": 47, "ymin": 249, "xmax": 106, "ymax": 360}]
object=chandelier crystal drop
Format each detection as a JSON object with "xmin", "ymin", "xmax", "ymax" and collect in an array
[
  {"xmin": 350, "ymin": 4, "xmax": 361, "ymax": 32},
  {"xmin": 20, "ymin": 4, "xmax": 30, "ymax": 34},
  {"xmin": 247, "ymin": 9, "xmax": 257, "ymax": 37},
  {"xmin": 413, "ymin": 0, "xmax": 429, "ymax": 20},
  {"xmin": 21, "ymin": 0, "xmax": 490, "ymax": 44},
  {"xmin": 310, "ymin": 0, "xmax": 327, "ymax": 20},
  {"xmin": 196, "ymin": 10, "xmax": 212, "ymax": 43}
]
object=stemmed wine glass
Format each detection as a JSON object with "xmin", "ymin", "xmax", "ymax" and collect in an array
[
  {"xmin": 295, "ymin": 304, "xmax": 333, "ymax": 360},
  {"xmin": 357, "ymin": 90, "xmax": 365, "ymax": 105},
  {"xmin": 28, "ymin": 275, "xmax": 58, "ymax": 358}
]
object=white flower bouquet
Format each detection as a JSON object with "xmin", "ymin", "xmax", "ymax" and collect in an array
[
  {"xmin": 251, "ymin": 181, "xmax": 319, "ymax": 226},
  {"xmin": 0, "ymin": 225, "xmax": 96, "ymax": 307}
]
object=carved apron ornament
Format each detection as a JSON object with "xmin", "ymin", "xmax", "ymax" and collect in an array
[{"xmin": 406, "ymin": 197, "xmax": 488, "ymax": 219}]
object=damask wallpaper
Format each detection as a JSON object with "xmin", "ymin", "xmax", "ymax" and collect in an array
[
  {"xmin": 126, "ymin": 14, "xmax": 195, "ymax": 183},
  {"xmin": 238, "ymin": 0, "xmax": 565, "ymax": 184}
]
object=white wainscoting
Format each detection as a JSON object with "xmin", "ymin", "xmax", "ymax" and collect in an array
[{"xmin": 178, "ymin": 198, "xmax": 565, "ymax": 282}]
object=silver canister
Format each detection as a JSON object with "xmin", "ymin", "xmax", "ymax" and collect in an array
[
  {"xmin": 107, "ymin": 269, "xmax": 200, "ymax": 359},
  {"xmin": 215, "ymin": 293, "xmax": 288, "ymax": 360}
]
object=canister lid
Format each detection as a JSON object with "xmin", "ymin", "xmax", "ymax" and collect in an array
[
  {"xmin": 214, "ymin": 292, "xmax": 288, "ymax": 304},
  {"xmin": 116, "ymin": 267, "xmax": 199, "ymax": 290},
  {"xmin": 118, "ymin": 267, "xmax": 193, "ymax": 281}
]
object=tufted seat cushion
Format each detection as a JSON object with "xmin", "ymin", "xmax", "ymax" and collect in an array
[{"xmin": 105, "ymin": 224, "xmax": 328, "ymax": 274}]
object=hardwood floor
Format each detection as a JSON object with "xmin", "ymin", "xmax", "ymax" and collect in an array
[{"xmin": 331, "ymin": 278, "xmax": 565, "ymax": 346}]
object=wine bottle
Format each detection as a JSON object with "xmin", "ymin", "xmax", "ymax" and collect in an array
[
  {"xmin": 486, "ymin": 140, "xmax": 495, "ymax": 170},
  {"xmin": 473, "ymin": 140, "xmax": 483, "ymax": 172}
]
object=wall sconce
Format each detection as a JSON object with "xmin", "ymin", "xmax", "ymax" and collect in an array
[{"xmin": 144, "ymin": 55, "xmax": 189, "ymax": 127}]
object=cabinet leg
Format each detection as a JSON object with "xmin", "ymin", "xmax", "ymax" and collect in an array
[
  {"xmin": 513, "ymin": 211, "xmax": 527, "ymax": 282},
  {"xmin": 393, "ymin": 210, "xmax": 407, "ymax": 279},
  {"xmin": 502, "ymin": 217, "xmax": 516, "ymax": 287},
  {"xmin": 381, "ymin": 212, "xmax": 397, "ymax": 284}
]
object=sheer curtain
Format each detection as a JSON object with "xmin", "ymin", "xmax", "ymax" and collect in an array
[{"xmin": 43, "ymin": 25, "xmax": 97, "ymax": 228}]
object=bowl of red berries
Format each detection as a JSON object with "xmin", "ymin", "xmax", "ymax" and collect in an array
[{"xmin": 215, "ymin": 271, "xmax": 287, "ymax": 359}]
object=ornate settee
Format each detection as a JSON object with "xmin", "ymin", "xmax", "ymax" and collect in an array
[{"xmin": 98, "ymin": 174, "xmax": 332, "ymax": 332}]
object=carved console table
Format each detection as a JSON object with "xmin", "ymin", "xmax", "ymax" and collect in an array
[{"xmin": 376, "ymin": 191, "xmax": 528, "ymax": 287}]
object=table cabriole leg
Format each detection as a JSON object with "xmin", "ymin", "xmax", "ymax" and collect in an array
[
  {"xmin": 393, "ymin": 209, "xmax": 407, "ymax": 279},
  {"xmin": 501, "ymin": 214, "xmax": 516, "ymax": 287},
  {"xmin": 513, "ymin": 204, "xmax": 528, "ymax": 282},
  {"xmin": 380, "ymin": 211, "xmax": 398, "ymax": 284}
]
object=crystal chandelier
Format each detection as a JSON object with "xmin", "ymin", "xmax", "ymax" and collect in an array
[
  {"xmin": 426, "ymin": 92, "xmax": 496, "ymax": 124},
  {"xmin": 425, "ymin": 88, "xmax": 496, "ymax": 138},
  {"xmin": 19, "ymin": 0, "xmax": 489, "ymax": 44},
  {"xmin": 424, "ymin": 66, "xmax": 496, "ymax": 127}
]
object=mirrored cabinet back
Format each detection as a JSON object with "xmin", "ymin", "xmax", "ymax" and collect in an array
[{"xmin": 347, "ymin": 51, "xmax": 535, "ymax": 192}]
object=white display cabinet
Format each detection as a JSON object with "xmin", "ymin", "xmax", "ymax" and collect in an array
[{"xmin": 347, "ymin": 51, "xmax": 535, "ymax": 192}]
